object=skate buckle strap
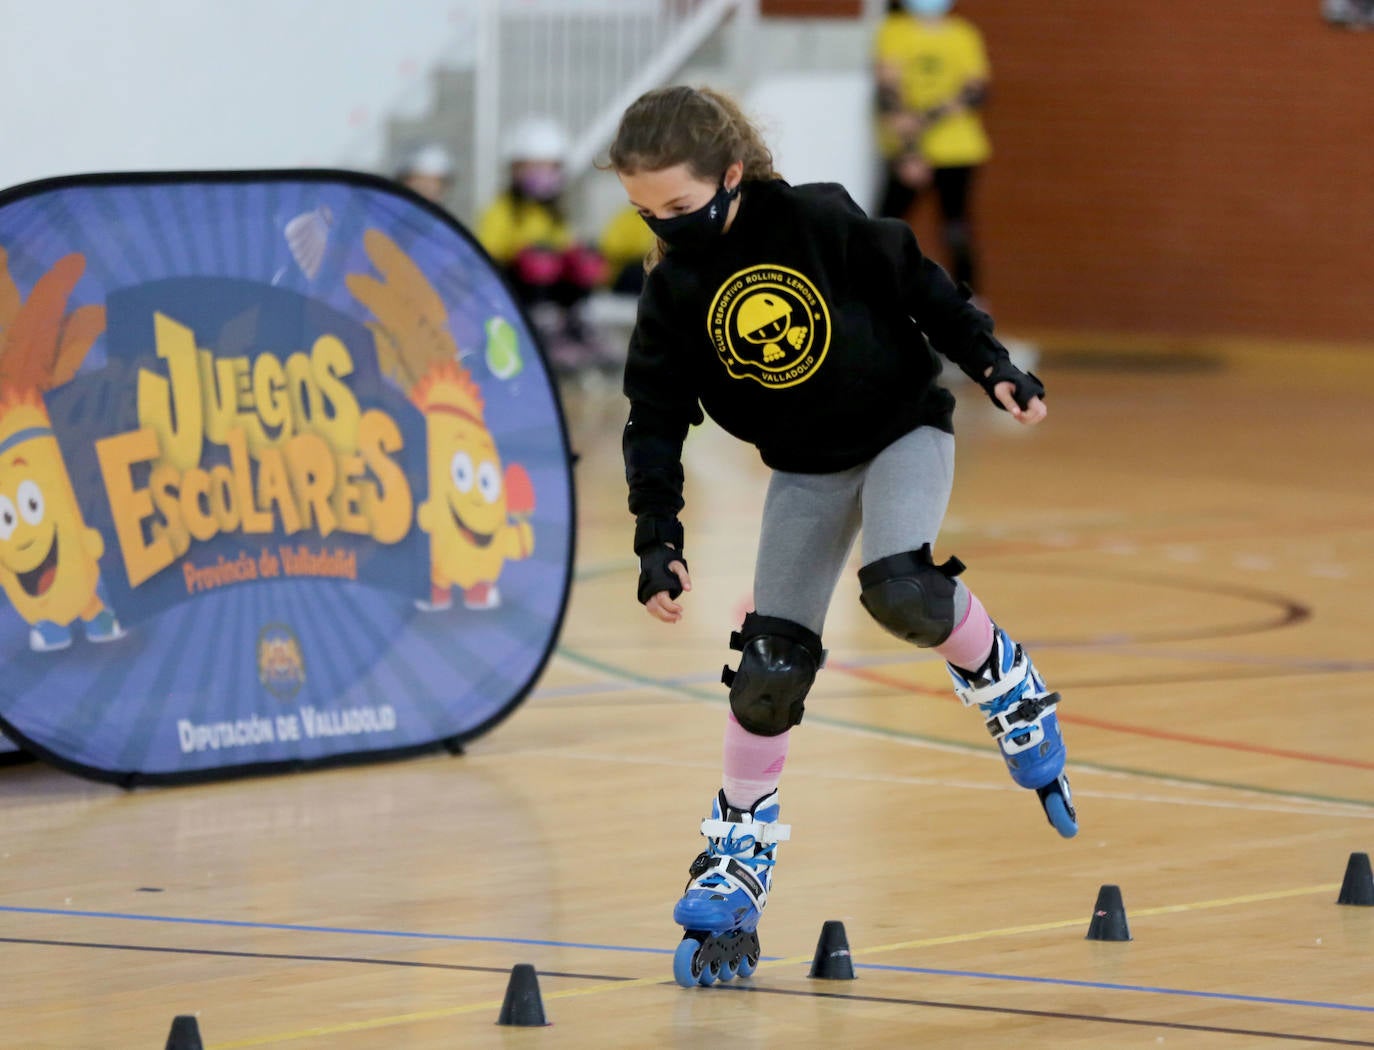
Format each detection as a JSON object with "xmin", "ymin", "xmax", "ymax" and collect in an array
[
  {"xmin": 700, "ymin": 817, "xmax": 791, "ymax": 845},
  {"xmin": 952, "ymin": 658, "xmax": 1029, "ymax": 709},
  {"xmin": 984, "ymin": 691, "xmax": 1061, "ymax": 739},
  {"xmin": 685, "ymin": 855, "xmax": 768, "ymax": 912},
  {"xmin": 716, "ymin": 856, "xmax": 766, "ymax": 904}
]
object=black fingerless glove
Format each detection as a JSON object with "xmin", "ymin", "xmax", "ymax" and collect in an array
[
  {"xmin": 634, "ymin": 516, "xmax": 687, "ymax": 604},
  {"xmin": 981, "ymin": 357, "xmax": 1046, "ymax": 411}
]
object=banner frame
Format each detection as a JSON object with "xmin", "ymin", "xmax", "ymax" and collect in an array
[{"xmin": 0, "ymin": 167, "xmax": 579, "ymax": 788}]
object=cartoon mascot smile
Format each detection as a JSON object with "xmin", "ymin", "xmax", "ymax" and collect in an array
[{"xmin": 0, "ymin": 249, "xmax": 125, "ymax": 651}]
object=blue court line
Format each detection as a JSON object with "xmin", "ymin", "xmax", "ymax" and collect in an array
[
  {"xmin": 0, "ymin": 905, "xmax": 675, "ymax": 956},
  {"xmin": 856, "ymin": 963, "xmax": 1374, "ymax": 1014},
  {"xmin": 5, "ymin": 905, "xmax": 1371, "ymax": 1014}
]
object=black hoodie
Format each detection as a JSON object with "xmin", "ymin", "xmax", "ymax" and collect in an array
[{"xmin": 623, "ymin": 178, "xmax": 1011, "ymax": 533}]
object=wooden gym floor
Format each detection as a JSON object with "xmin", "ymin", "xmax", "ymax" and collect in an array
[{"xmin": 2, "ymin": 337, "xmax": 1372, "ymax": 1048}]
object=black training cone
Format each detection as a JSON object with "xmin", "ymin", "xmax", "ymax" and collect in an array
[
  {"xmin": 1337, "ymin": 852, "xmax": 1374, "ymax": 906},
  {"xmin": 809, "ymin": 920, "xmax": 855, "ymax": 979},
  {"xmin": 165, "ymin": 1015, "xmax": 204, "ymax": 1050},
  {"xmin": 496, "ymin": 963, "xmax": 550, "ymax": 1026},
  {"xmin": 1086, "ymin": 884, "xmax": 1132, "ymax": 941}
]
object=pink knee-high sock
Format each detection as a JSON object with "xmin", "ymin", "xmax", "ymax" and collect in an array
[
  {"xmin": 721, "ymin": 713, "xmax": 789, "ymax": 809},
  {"xmin": 936, "ymin": 589, "xmax": 994, "ymax": 672}
]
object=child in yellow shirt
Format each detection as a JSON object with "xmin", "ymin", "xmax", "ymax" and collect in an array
[
  {"xmin": 875, "ymin": 0, "xmax": 991, "ymax": 291},
  {"xmin": 599, "ymin": 205, "xmax": 657, "ymax": 296},
  {"xmin": 477, "ymin": 117, "xmax": 608, "ymax": 371}
]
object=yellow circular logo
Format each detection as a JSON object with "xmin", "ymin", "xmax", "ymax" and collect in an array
[{"xmin": 707, "ymin": 265, "xmax": 830, "ymax": 389}]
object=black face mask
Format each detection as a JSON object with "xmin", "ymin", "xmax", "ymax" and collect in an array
[{"xmin": 643, "ymin": 180, "xmax": 741, "ymax": 251}]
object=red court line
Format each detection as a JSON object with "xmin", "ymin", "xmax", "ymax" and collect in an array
[
  {"xmin": 828, "ymin": 661, "xmax": 950, "ymax": 698},
  {"xmin": 1058, "ymin": 714, "xmax": 1374, "ymax": 772},
  {"xmin": 826, "ymin": 662, "xmax": 1374, "ymax": 772}
]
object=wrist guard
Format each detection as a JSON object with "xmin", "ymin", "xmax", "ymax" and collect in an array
[
  {"xmin": 634, "ymin": 517, "xmax": 686, "ymax": 603},
  {"xmin": 981, "ymin": 358, "xmax": 1046, "ymax": 411}
]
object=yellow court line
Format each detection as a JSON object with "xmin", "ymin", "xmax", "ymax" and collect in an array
[
  {"xmin": 758, "ymin": 882, "xmax": 1340, "ymax": 967},
  {"xmin": 208, "ymin": 976, "xmax": 666, "ymax": 1049},
  {"xmin": 208, "ymin": 882, "xmax": 1338, "ymax": 1048}
]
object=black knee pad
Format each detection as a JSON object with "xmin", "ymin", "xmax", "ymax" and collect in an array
[
  {"xmin": 858, "ymin": 544, "xmax": 966, "ymax": 647},
  {"xmin": 720, "ymin": 613, "xmax": 826, "ymax": 737}
]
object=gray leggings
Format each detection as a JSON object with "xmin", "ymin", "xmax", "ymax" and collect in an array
[{"xmin": 752, "ymin": 426, "xmax": 963, "ymax": 637}]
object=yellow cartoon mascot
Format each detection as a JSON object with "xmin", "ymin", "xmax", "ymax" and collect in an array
[
  {"xmin": 347, "ymin": 231, "xmax": 535, "ymax": 610},
  {"xmin": 0, "ymin": 248, "xmax": 124, "ymax": 651}
]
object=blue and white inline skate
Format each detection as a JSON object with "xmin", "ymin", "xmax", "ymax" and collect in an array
[
  {"xmin": 672, "ymin": 788, "xmax": 789, "ymax": 988},
  {"xmin": 948, "ymin": 626, "xmax": 1078, "ymax": 838}
]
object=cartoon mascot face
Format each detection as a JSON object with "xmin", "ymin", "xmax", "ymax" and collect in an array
[
  {"xmin": 0, "ymin": 397, "xmax": 104, "ymax": 627},
  {"xmin": 346, "ymin": 231, "xmax": 535, "ymax": 612},
  {"xmin": 415, "ymin": 365, "xmax": 520, "ymax": 590}
]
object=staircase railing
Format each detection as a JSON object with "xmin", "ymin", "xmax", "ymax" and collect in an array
[{"xmin": 471, "ymin": 0, "xmax": 750, "ymax": 212}]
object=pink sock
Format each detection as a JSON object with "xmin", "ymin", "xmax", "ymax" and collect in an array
[
  {"xmin": 936, "ymin": 589, "xmax": 994, "ymax": 671},
  {"xmin": 721, "ymin": 713, "xmax": 789, "ymax": 809}
]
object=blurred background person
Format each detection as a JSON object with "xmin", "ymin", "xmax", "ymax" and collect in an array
[
  {"xmin": 477, "ymin": 115, "xmax": 610, "ymax": 374},
  {"xmin": 395, "ymin": 142, "xmax": 456, "ymax": 209},
  {"xmin": 875, "ymin": 0, "xmax": 991, "ymax": 294},
  {"xmin": 598, "ymin": 204, "xmax": 657, "ymax": 297}
]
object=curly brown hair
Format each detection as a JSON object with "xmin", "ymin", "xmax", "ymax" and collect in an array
[{"xmin": 607, "ymin": 86, "xmax": 780, "ymax": 270}]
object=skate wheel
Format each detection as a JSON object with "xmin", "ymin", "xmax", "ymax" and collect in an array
[
  {"xmin": 673, "ymin": 938, "xmax": 705, "ymax": 989},
  {"xmin": 719, "ymin": 957, "xmax": 737, "ymax": 982},
  {"xmin": 1044, "ymin": 791, "xmax": 1078, "ymax": 839},
  {"xmin": 736, "ymin": 951, "xmax": 758, "ymax": 978},
  {"xmin": 698, "ymin": 958, "xmax": 719, "ymax": 987}
]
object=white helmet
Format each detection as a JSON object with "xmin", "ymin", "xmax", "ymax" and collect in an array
[
  {"xmin": 504, "ymin": 116, "xmax": 569, "ymax": 163},
  {"xmin": 400, "ymin": 143, "xmax": 454, "ymax": 178}
]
